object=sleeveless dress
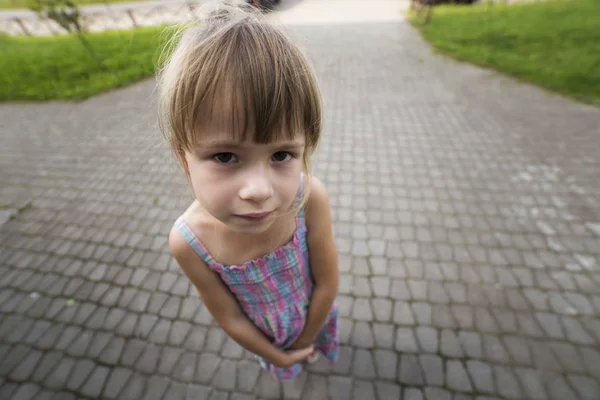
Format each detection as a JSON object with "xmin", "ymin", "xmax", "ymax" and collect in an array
[{"xmin": 174, "ymin": 177, "xmax": 339, "ymax": 381}]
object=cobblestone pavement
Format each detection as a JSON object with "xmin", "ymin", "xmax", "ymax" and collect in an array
[{"xmin": 1, "ymin": 6, "xmax": 600, "ymax": 400}]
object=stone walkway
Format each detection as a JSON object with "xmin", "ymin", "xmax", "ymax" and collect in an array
[{"xmin": 1, "ymin": 1, "xmax": 600, "ymax": 399}]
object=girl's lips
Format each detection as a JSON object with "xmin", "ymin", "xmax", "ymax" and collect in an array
[{"xmin": 236, "ymin": 212, "xmax": 272, "ymax": 221}]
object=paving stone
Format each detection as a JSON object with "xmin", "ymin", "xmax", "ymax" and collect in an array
[
  {"xmin": 445, "ymin": 282, "xmax": 467, "ymax": 303},
  {"xmin": 231, "ymin": 394, "xmax": 254, "ymax": 400},
  {"xmin": 567, "ymin": 374, "xmax": 600, "ymax": 400},
  {"xmin": 23, "ymin": 320, "xmax": 51, "ymax": 345},
  {"xmin": 412, "ymin": 302, "xmax": 432, "ymax": 325},
  {"xmin": 404, "ymin": 387, "xmax": 424, "ymax": 400},
  {"xmin": 196, "ymin": 353, "xmax": 221, "ymax": 384},
  {"xmin": 352, "ymin": 277, "xmax": 372, "ymax": 297},
  {"xmin": 561, "ymin": 316, "xmax": 595, "ymax": 344},
  {"xmin": 44, "ymin": 356, "xmax": 75, "ymax": 389},
  {"xmin": 352, "ymin": 349, "xmax": 376, "ymax": 379},
  {"xmin": 256, "ymin": 371, "xmax": 281, "ymax": 399},
  {"xmin": 186, "ymin": 384, "xmax": 213, "ymax": 400},
  {"xmin": 142, "ymin": 375, "xmax": 170, "ymax": 400},
  {"xmin": 516, "ymin": 313, "xmax": 545, "ymax": 337},
  {"xmin": 416, "ymin": 326, "xmax": 438, "ymax": 353},
  {"xmin": 135, "ymin": 344, "xmax": 160, "ymax": 374},
  {"xmin": 0, "ymin": 382, "xmax": 18, "ymax": 400},
  {"xmin": 339, "ymin": 318, "xmax": 352, "ymax": 344},
  {"xmin": 328, "ymin": 376, "xmax": 352, "ymax": 400},
  {"xmin": 237, "ymin": 360, "xmax": 261, "ymax": 393},
  {"xmin": 395, "ymin": 327, "xmax": 418, "ymax": 353},
  {"xmin": 9, "ymin": 349, "xmax": 43, "ymax": 381},
  {"xmin": 502, "ymin": 335, "xmax": 532, "ymax": 365},
  {"xmin": 31, "ymin": 351, "xmax": 62, "ymax": 383},
  {"xmin": 353, "ymin": 380, "xmax": 376, "ymax": 399},
  {"xmin": 163, "ymin": 381, "xmax": 187, "ymax": 399},
  {"xmin": 535, "ymin": 312, "xmax": 565, "ymax": 339},
  {"xmin": 300, "ymin": 374, "xmax": 328, "ymax": 400},
  {"xmin": 80, "ymin": 365, "xmax": 110, "ymax": 398},
  {"xmin": 515, "ymin": 368, "xmax": 546, "ymax": 400},
  {"xmin": 173, "ymin": 352, "xmax": 197, "ymax": 382},
  {"xmin": 211, "ymin": 359, "xmax": 236, "ymax": 390},
  {"xmin": 582, "ymin": 347, "xmax": 600, "ymax": 377},
  {"xmin": 351, "ymin": 321, "xmax": 374, "ymax": 348},
  {"xmin": 183, "ymin": 325, "xmax": 208, "ymax": 351},
  {"xmin": 209, "ymin": 390, "xmax": 230, "ymax": 400},
  {"xmin": 482, "ymin": 334, "xmax": 510, "ymax": 363},
  {"xmin": 103, "ymin": 367, "xmax": 133, "ymax": 399},
  {"xmin": 390, "ymin": 279, "xmax": 410, "ymax": 300},
  {"xmin": 352, "ymin": 298, "xmax": 373, "ymax": 321},
  {"xmin": 371, "ymin": 298, "xmax": 392, "ymax": 322},
  {"xmin": 206, "ymin": 327, "xmax": 227, "ymax": 352},
  {"xmin": 370, "ymin": 277, "xmax": 390, "ymax": 297},
  {"xmin": 432, "ymin": 304, "xmax": 457, "ymax": 329},
  {"xmin": 563, "ymin": 292, "xmax": 595, "ymax": 315},
  {"xmin": 332, "ymin": 346, "xmax": 353, "ymax": 375},
  {"xmin": 282, "ymin": 372, "xmax": 307, "ymax": 399},
  {"xmin": 419, "ymin": 354, "xmax": 443, "ymax": 386},
  {"xmin": 336, "ymin": 295, "xmax": 353, "ymax": 317},
  {"xmin": 66, "ymin": 359, "xmax": 95, "ymax": 391},
  {"xmin": 466, "ymin": 360, "xmax": 494, "ymax": 393},
  {"xmin": 424, "ymin": 388, "xmax": 452, "ymax": 400},
  {"xmin": 545, "ymin": 373, "xmax": 579, "ymax": 400},
  {"xmin": 441, "ymin": 329, "xmax": 464, "ymax": 358},
  {"xmin": 372, "ymin": 323, "xmax": 394, "ymax": 349},
  {"xmin": 136, "ymin": 314, "xmax": 159, "ymax": 339},
  {"xmin": 148, "ymin": 318, "xmax": 171, "ymax": 344},
  {"xmin": 374, "ymin": 381, "xmax": 401, "ymax": 400},
  {"xmin": 474, "ymin": 308, "xmax": 499, "ymax": 333},
  {"xmin": 86, "ymin": 331, "xmax": 113, "ymax": 359},
  {"xmin": 548, "ymin": 341, "xmax": 585, "ymax": 373},
  {"xmin": 428, "ymin": 281, "xmax": 450, "ymax": 304},
  {"xmin": 494, "ymin": 366, "xmax": 522, "ymax": 399},
  {"xmin": 10, "ymin": 383, "xmax": 40, "ymax": 400},
  {"xmin": 121, "ymin": 338, "xmax": 146, "ymax": 367},
  {"xmin": 392, "ymin": 301, "xmax": 415, "ymax": 325},
  {"xmin": 446, "ymin": 360, "xmax": 472, "ymax": 393},
  {"xmin": 398, "ymin": 354, "xmax": 423, "ymax": 385},
  {"xmin": 373, "ymin": 350, "xmax": 397, "ymax": 380}
]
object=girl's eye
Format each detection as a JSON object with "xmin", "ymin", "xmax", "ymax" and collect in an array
[
  {"xmin": 213, "ymin": 153, "xmax": 238, "ymax": 164},
  {"xmin": 272, "ymin": 151, "xmax": 292, "ymax": 162}
]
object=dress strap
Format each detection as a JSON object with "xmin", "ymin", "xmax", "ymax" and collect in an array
[{"xmin": 174, "ymin": 217, "xmax": 216, "ymax": 266}]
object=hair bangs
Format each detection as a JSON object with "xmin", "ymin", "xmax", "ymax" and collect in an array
[{"xmin": 158, "ymin": 1, "xmax": 322, "ymax": 161}]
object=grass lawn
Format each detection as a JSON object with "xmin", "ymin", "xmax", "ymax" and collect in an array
[
  {"xmin": 0, "ymin": 0, "xmax": 144, "ymax": 9},
  {"xmin": 410, "ymin": 0, "xmax": 600, "ymax": 105},
  {"xmin": 0, "ymin": 26, "xmax": 173, "ymax": 101}
]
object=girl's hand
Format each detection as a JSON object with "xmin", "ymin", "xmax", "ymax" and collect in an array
[{"xmin": 273, "ymin": 346, "xmax": 314, "ymax": 368}]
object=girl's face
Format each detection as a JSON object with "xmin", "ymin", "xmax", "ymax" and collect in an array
[{"xmin": 184, "ymin": 125, "xmax": 306, "ymax": 235}]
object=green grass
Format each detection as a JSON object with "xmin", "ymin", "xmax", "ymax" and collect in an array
[
  {"xmin": 0, "ymin": 0, "xmax": 144, "ymax": 9},
  {"xmin": 0, "ymin": 26, "xmax": 174, "ymax": 101},
  {"xmin": 410, "ymin": 0, "xmax": 600, "ymax": 105}
]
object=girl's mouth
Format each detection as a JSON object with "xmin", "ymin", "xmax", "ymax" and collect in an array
[{"xmin": 236, "ymin": 212, "xmax": 273, "ymax": 222}]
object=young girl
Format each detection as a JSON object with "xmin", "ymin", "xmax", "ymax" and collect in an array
[{"xmin": 157, "ymin": 1, "xmax": 339, "ymax": 381}]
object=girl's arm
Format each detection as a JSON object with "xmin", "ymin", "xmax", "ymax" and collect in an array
[
  {"xmin": 169, "ymin": 227, "xmax": 314, "ymax": 368},
  {"xmin": 291, "ymin": 177, "xmax": 340, "ymax": 348}
]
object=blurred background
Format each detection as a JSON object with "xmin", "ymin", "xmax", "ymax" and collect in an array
[{"xmin": 1, "ymin": 0, "xmax": 599, "ymax": 399}]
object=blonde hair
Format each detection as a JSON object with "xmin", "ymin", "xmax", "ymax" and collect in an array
[{"xmin": 157, "ymin": 0, "xmax": 322, "ymax": 187}]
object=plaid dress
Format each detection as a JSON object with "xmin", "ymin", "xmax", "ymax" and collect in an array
[{"xmin": 174, "ymin": 178, "xmax": 339, "ymax": 380}]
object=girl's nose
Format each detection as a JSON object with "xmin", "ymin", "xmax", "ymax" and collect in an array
[{"xmin": 239, "ymin": 168, "xmax": 274, "ymax": 202}]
